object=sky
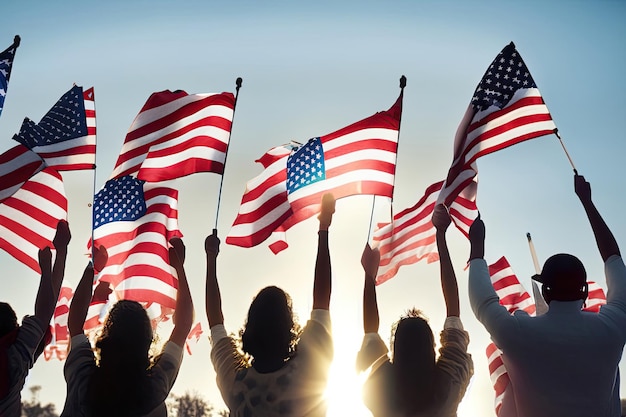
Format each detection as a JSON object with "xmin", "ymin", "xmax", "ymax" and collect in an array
[{"xmin": 2, "ymin": 1, "xmax": 626, "ymax": 415}]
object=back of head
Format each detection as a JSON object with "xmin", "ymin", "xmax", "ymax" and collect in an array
[
  {"xmin": 390, "ymin": 309, "xmax": 436, "ymax": 413},
  {"xmin": 241, "ymin": 286, "xmax": 300, "ymax": 366},
  {"xmin": 0, "ymin": 303, "xmax": 18, "ymax": 339},
  {"xmin": 535, "ymin": 254, "xmax": 587, "ymax": 302},
  {"xmin": 88, "ymin": 300, "xmax": 154, "ymax": 417}
]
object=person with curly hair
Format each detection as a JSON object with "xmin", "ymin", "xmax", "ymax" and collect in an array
[
  {"xmin": 206, "ymin": 193, "xmax": 336, "ymax": 417},
  {"xmin": 60, "ymin": 238, "xmax": 193, "ymax": 417},
  {"xmin": 0, "ymin": 220, "xmax": 71, "ymax": 417},
  {"xmin": 356, "ymin": 204, "xmax": 473, "ymax": 416}
]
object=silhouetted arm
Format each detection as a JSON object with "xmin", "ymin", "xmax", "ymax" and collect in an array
[
  {"xmin": 205, "ymin": 230, "xmax": 224, "ymax": 327},
  {"xmin": 51, "ymin": 220, "xmax": 71, "ymax": 304},
  {"xmin": 433, "ymin": 205, "xmax": 460, "ymax": 317},
  {"xmin": 361, "ymin": 244, "xmax": 380, "ymax": 333},
  {"xmin": 169, "ymin": 238, "xmax": 194, "ymax": 347},
  {"xmin": 575, "ymin": 175, "xmax": 620, "ymax": 261},
  {"xmin": 68, "ymin": 245, "xmax": 108, "ymax": 337},
  {"xmin": 313, "ymin": 194, "xmax": 335, "ymax": 310}
]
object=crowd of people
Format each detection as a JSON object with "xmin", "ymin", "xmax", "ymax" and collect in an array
[{"xmin": 1, "ymin": 174, "xmax": 625, "ymax": 416}]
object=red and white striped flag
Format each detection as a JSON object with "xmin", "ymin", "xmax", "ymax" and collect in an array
[
  {"xmin": 485, "ymin": 257, "xmax": 607, "ymax": 414},
  {"xmin": 0, "ymin": 144, "xmax": 46, "ymax": 203},
  {"xmin": 439, "ymin": 42, "xmax": 556, "ymax": 206},
  {"xmin": 372, "ymin": 179, "xmax": 477, "ymax": 285},
  {"xmin": 110, "ymin": 90, "xmax": 235, "ymax": 182},
  {"xmin": 226, "ymin": 145, "xmax": 293, "ymax": 249},
  {"xmin": 44, "ymin": 286, "xmax": 73, "ymax": 361},
  {"xmin": 13, "ymin": 85, "xmax": 96, "ymax": 171},
  {"xmin": 92, "ymin": 176, "xmax": 182, "ymax": 311},
  {"xmin": 0, "ymin": 167, "xmax": 67, "ymax": 272},
  {"xmin": 227, "ymin": 91, "xmax": 403, "ymax": 253},
  {"xmin": 185, "ymin": 322, "xmax": 203, "ymax": 355}
]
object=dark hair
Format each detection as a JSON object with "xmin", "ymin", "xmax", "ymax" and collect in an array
[
  {"xmin": 390, "ymin": 308, "xmax": 436, "ymax": 413},
  {"xmin": 0, "ymin": 302, "xmax": 18, "ymax": 338},
  {"xmin": 86, "ymin": 300, "xmax": 154, "ymax": 417},
  {"xmin": 240, "ymin": 286, "xmax": 301, "ymax": 368}
]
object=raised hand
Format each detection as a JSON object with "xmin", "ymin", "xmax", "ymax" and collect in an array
[
  {"xmin": 574, "ymin": 175, "xmax": 591, "ymax": 203},
  {"xmin": 318, "ymin": 193, "xmax": 336, "ymax": 231},
  {"xmin": 93, "ymin": 280, "xmax": 113, "ymax": 302},
  {"xmin": 469, "ymin": 214, "xmax": 485, "ymax": 261},
  {"xmin": 432, "ymin": 204, "xmax": 451, "ymax": 231},
  {"xmin": 361, "ymin": 243, "xmax": 380, "ymax": 280},
  {"xmin": 93, "ymin": 245, "xmax": 109, "ymax": 273},
  {"xmin": 205, "ymin": 230, "xmax": 220, "ymax": 257},
  {"xmin": 53, "ymin": 219, "xmax": 71, "ymax": 249},
  {"xmin": 169, "ymin": 237, "xmax": 186, "ymax": 265}
]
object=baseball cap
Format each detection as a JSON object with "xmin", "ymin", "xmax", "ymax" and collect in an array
[{"xmin": 532, "ymin": 253, "xmax": 586, "ymax": 291}]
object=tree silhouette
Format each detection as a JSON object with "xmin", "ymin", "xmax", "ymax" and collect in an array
[
  {"xmin": 166, "ymin": 391, "xmax": 228, "ymax": 417},
  {"xmin": 21, "ymin": 385, "xmax": 59, "ymax": 417}
]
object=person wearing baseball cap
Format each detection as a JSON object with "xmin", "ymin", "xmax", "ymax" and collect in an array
[{"xmin": 468, "ymin": 175, "xmax": 626, "ymax": 417}]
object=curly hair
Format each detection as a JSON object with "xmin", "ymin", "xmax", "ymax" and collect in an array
[
  {"xmin": 389, "ymin": 308, "xmax": 437, "ymax": 414},
  {"xmin": 86, "ymin": 300, "xmax": 155, "ymax": 417},
  {"xmin": 0, "ymin": 303, "xmax": 18, "ymax": 338},
  {"xmin": 239, "ymin": 286, "xmax": 302, "ymax": 369}
]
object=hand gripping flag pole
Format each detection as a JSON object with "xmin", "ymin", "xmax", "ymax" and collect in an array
[
  {"xmin": 367, "ymin": 75, "xmax": 406, "ymax": 243},
  {"xmin": 214, "ymin": 77, "xmax": 243, "ymax": 231}
]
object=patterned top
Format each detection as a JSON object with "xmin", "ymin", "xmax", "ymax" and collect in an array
[
  {"xmin": 357, "ymin": 317, "xmax": 473, "ymax": 417},
  {"xmin": 210, "ymin": 310, "xmax": 333, "ymax": 417}
]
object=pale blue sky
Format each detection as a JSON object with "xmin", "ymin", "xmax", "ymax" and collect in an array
[{"xmin": 1, "ymin": 1, "xmax": 625, "ymax": 415}]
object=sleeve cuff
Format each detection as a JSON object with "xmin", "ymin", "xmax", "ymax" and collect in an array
[
  {"xmin": 70, "ymin": 333, "xmax": 89, "ymax": 348},
  {"xmin": 444, "ymin": 316, "xmax": 464, "ymax": 330},
  {"xmin": 311, "ymin": 309, "xmax": 331, "ymax": 334},
  {"xmin": 163, "ymin": 340, "xmax": 184, "ymax": 361},
  {"xmin": 209, "ymin": 324, "xmax": 228, "ymax": 347}
]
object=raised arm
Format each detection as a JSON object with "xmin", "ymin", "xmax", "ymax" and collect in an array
[
  {"xmin": 575, "ymin": 175, "xmax": 620, "ymax": 261},
  {"xmin": 433, "ymin": 205, "xmax": 460, "ymax": 317},
  {"xmin": 68, "ymin": 245, "xmax": 108, "ymax": 337},
  {"xmin": 361, "ymin": 244, "xmax": 380, "ymax": 333},
  {"xmin": 205, "ymin": 230, "xmax": 224, "ymax": 327},
  {"xmin": 34, "ymin": 220, "xmax": 71, "ymax": 330},
  {"xmin": 169, "ymin": 237, "xmax": 194, "ymax": 347},
  {"xmin": 313, "ymin": 193, "xmax": 335, "ymax": 310}
]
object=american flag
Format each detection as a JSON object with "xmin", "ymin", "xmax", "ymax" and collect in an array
[
  {"xmin": 372, "ymin": 179, "xmax": 477, "ymax": 285},
  {"xmin": 110, "ymin": 90, "xmax": 235, "ymax": 182},
  {"xmin": 13, "ymin": 85, "xmax": 96, "ymax": 171},
  {"xmin": 185, "ymin": 322, "xmax": 203, "ymax": 355},
  {"xmin": 0, "ymin": 36, "xmax": 20, "ymax": 117},
  {"xmin": 0, "ymin": 167, "xmax": 67, "ymax": 273},
  {"xmin": 0, "ymin": 144, "xmax": 46, "ymax": 203},
  {"xmin": 227, "ymin": 92, "xmax": 403, "ymax": 253},
  {"xmin": 486, "ymin": 256, "xmax": 606, "ymax": 414},
  {"xmin": 92, "ymin": 176, "xmax": 182, "ymax": 311},
  {"xmin": 43, "ymin": 286, "xmax": 73, "ymax": 361},
  {"xmin": 439, "ymin": 42, "xmax": 556, "ymax": 206},
  {"xmin": 226, "ymin": 145, "xmax": 293, "ymax": 249}
]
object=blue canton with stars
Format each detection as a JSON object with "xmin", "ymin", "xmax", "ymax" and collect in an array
[
  {"xmin": 93, "ymin": 176, "xmax": 147, "ymax": 229},
  {"xmin": 0, "ymin": 43, "xmax": 18, "ymax": 116},
  {"xmin": 471, "ymin": 42, "xmax": 537, "ymax": 112},
  {"xmin": 286, "ymin": 137, "xmax": 326, "ymax": 194},
  {"xmin": 13, "ymin": 85, "xmax": 87, "ymax": 148}
]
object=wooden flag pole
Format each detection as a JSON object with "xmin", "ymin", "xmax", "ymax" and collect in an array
[
  {"xmin": 366, "ymin": 76, "xmax": 406, "ymax": 243},
  {"xmin": 526, "ymin": 232, "xmax": 548, "ymax": 315},
  {"xmin": 553, "ymin": 128, "xmax": 578, "ymax": 175},
  {"xmin": 214, "ymin": 77, "xmax": 243, "ymax": 231}
]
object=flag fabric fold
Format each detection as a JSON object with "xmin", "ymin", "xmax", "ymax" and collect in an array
[
  {"xmin": 44, "ymin": 286, "xmax": 73, "ymax": 361},
  {"xmin": 227, "ymin": 91, "xmax": 403, "ymax": 252},
  {"xmin": 0, "ymin": 35, "xmax": 20, "ymax": 117},
  {"xmin": 0, "ymin": 167, "xmax": 67, "ymax": 272},
  {"xmin": 372, "ymin": 179, "xmax": 478, "ymax": 285},
  {"xmin": 0, "ymin": 144, "xmax": 46, "ymax": 203},
  {"xmin": 439, "ymin": 42, "xmax": 556, "ymax": 206},
  {"xmin": 91, "ymin": 176, "xmax": 182, "ymax": 311},
  {"xmin": 110, "ymin": 90, "xmax": 235, "ymax": 182},
  {"xmin": 13, "ymin": 85, "xmax": 96, "ymax": 171}
]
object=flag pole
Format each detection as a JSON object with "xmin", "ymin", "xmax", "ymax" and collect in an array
[
  {"xmin": 526, "ymin": 232, "xmax": 548, "ymax": 315},
  {"xmin": 366, "ymin": 75, "xmax": 406, "ymax": 243},
  {"xmin": 214, "ymin": 77, "xmax": 243, "ymax": 231},
  {"xmin": 553, "ymin": 128, "xmax": 578, "ymax": 175},
  {"xmin": 90, "ymin": 88, "xmax": 98, "ymax": 269}
]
